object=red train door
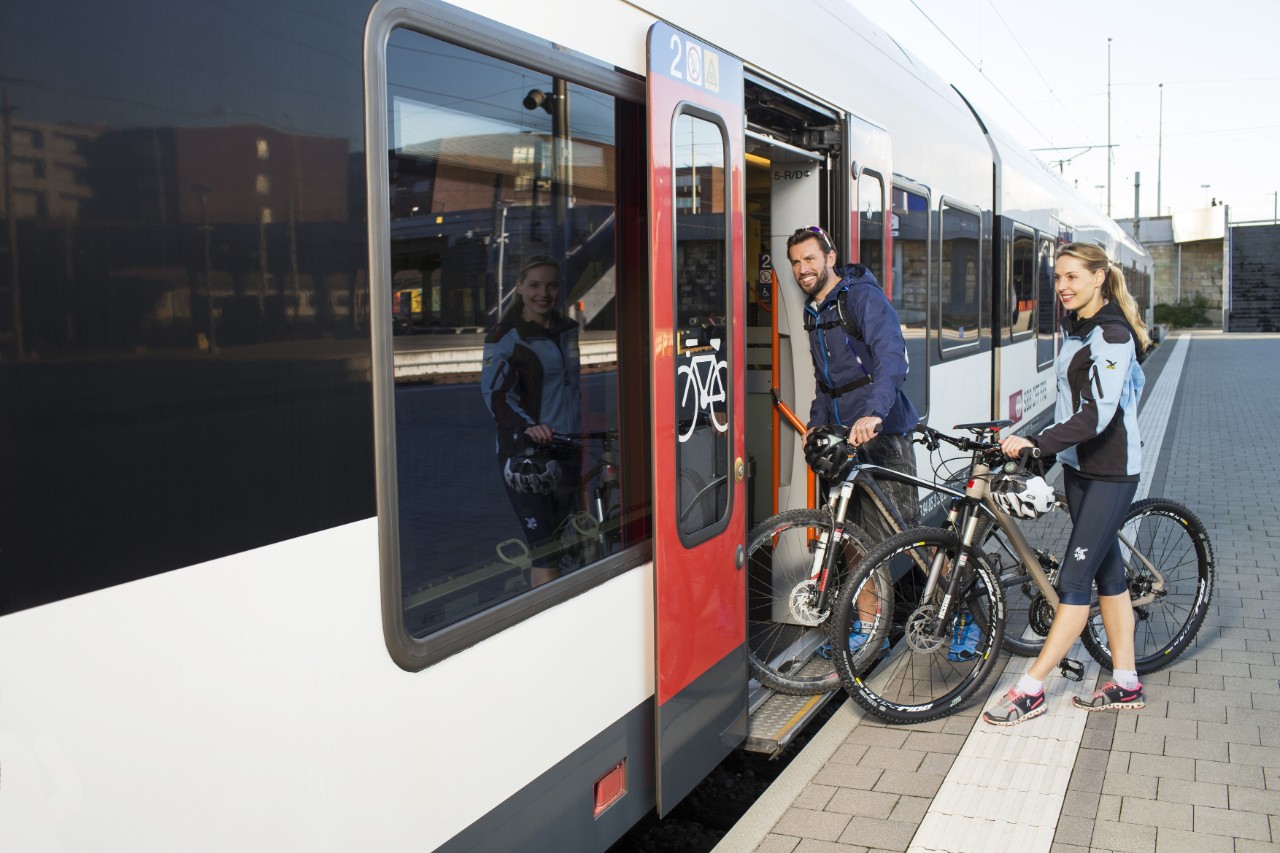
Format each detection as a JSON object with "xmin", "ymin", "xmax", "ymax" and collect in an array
[{"xmin": 647, "ymin": 21, "xmax": 748, "ymax": 815}]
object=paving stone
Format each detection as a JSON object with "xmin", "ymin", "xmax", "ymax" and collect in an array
[
  {"xmin": 793, "ymin": 840, "xmax": 869, "ymax": 853},
  {"xmin": 793, "ymin": 784, "xmax": 838, "ymax": 811},
  {"xmin": 1193, "ymin": 804, "xmax": 1272, "ymax": 840},
  {"xmin": 1163, "ymin": 735, "xmax": 1229, "ymax": 761},
  {"xmin": 1061, "ymin": 789, "xmax": 1101, "ymax": 817},
  {"xmin": 917, "ymin": 753, "xmax": 954, "ymax": 777},
  {"xmin": 773, "ymin": 808, "xmax": 851, "ymax": 842},
  {"xmin": 829, "ymin": 743, "xmax": 872, "ymax": 765},
  {"xmin": 1151, "ymin": 827, "xmax": 1234, "ymax": 853},
  {"xmin": 1074, "ymin": 747, "xmax": 1109, "ymax": 771},
  {"xmin": 837, "ymin": 816, "xmax": 915, "ymax": 852},
  {"xmin": 813, "ymin": 764, "xmax": 883, "ymax": 790},
  {"xmin": 1081, "ymin": 726, "xmax": 1116, "ymax": 751},
  {"xmin": 870, "ymin": 770, "xmax": 945, "ymax": 799},
  {"xmin": 1118, "ymin": 796, "xmax": 1193, "ymax": 830},
  {"xmin": 1135, "ymin": 716, "xmax": 1198, "ymax": 739},
  {"xmin": 1229, "ymin": 784, "xmax": 1280, "ymax": 814},
  {"xmin": 1196, "ymin": 758, "xmax": 1268, "ymax": 788},
  {"xmin": 756, "ymin": 835, "xmax": 801, "ymax": 853},
  {"xmin": 1069, "ymin": 767, "xmax": 1106, "ymax": 794},
  {"xmin": 859, "ymin": 746, "xmax": 924, "ymax": 772},
  {"xmin": 886, "ymin": 795, "xmax": 929, "ymax": 825},
  {"xmin": 1053, "ymin": 815, "xmax": 1094, "ymax": 847},
  {"xmin": 1101, "ymin": 771, "xmax": 1157, "ymax": 799},
  {"xmin": 824, "ymin": 788, "xmax": 898, "ymax": 819},
  {"xmin": 1230, "ymin": 742, "xmax": 1280, "ymax": 768},
  {"xmin": 1156, "ymin": 777, "xmax": 1228, "ymax": 808},
  {"xmin": 1089, "ymin": 818, "xmax": 1157, "ymax": 852},
  {"xmin": 1166, "ymin": 700, "xmax": 1229, "ymax": 723},
  {"xmin": 1169, "ymin": 671, "xmax": 1227, "ymax": 690},
  {"xmin": 1197, "ymin": 660, "xmax": 1253, "ymax": 678},
  {"xmin": 1235, "ymin": 841, "xmax": 1280, "ymax": 853},
  {"xmin": 1111, "ymin": 730, "xmax": 1164, "ymax": 755},
  {"xmin": 842, "ymin": 727, "xmax": 908, "ymax": 749},
  {"xmin": 900, "ymin": 732, "xmax": 966, "ymax": 754},
  {"xmin": 1196, "ymin": 720, "xmax": 1262, "ymax": 745}
]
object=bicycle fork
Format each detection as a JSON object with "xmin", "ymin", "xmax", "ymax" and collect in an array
[{"xmin": 808, "ymin": 479, "xmax": 858, "ymax": 614}]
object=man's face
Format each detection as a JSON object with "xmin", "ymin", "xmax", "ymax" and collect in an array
[{"xmin": 788, "ymin": 236, "xmax": 836, "ymax": 297}]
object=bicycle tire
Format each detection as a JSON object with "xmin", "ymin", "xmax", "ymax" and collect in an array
[
  {"xmin": 830, "ymin": 527, "xmax": 1005, "ymax": 724},
  {"xmin": 746, "ymin": 509, "xmax": 868, "ymax": 695},
  {"xmin": 1079, "ymin": 498, "xmax": 1215, "ymax": 674}
]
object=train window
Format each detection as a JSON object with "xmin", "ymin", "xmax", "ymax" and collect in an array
[
  {"xmin": 1010, "ymin": 228, "xmax": 1035, "ymax": 343},
  {"xmin": 939, "ymin": 201, "xmax": 981, "ymax": 355},
  {"xmin": 890, "ymin": 185, "xmax": 929, "ymax": 417},
  {"xmin": 1037, "ymin": 237, "xmax": 1056, "ymax": 369},
  {"xmin": 672, "ymin": 111, "xmax": 731, "ymax": 538},
  {"xmin": 858, "ymin": 170, "xmax": 886, "ymax": 286},
  {"xmin": 384, "ymin": 28, "xmax": 637, "ymax": 640}
]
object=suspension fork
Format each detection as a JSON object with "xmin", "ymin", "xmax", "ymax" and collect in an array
[{"xmin": 810, "ymin": 478, "xmax": 857, "ymax": 613}]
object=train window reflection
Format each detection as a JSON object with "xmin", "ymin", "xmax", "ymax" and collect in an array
[
  {"xmin": 673, "ymin": 112, "xmax": 730, "ymax": 538},
  {"xmin": 1037, "ymin": 238, "xmax": 1056, "ymax": 369},
  {"xmin": 857, "ymin": 170, "xmax": 885, "ymax": 286},
  {"xmin": 1010, "ymin": 228, "xmax": 1035, "ymax": 342},
  {"xmin": 939, "ymin": 202, "xmax": 980, "ymax": 354},
  {"xmin": 385, "ymin": 28, "xmax": 633, "ymax": 637},
  {"xmin": 890, "ymin": 185, "xmax": 929, "ymax": 418}
]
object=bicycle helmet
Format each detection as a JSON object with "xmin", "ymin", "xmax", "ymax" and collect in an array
[
  {"xmin": 503, "ymin": 447, "xmax": 563, "ymax": 495},
  {"xmin": 803, "ymin": 424, "xmax": 856, "ymax": 480},
  {"xmin": 991, "ymin": 472, "xmax": 1057, "ymax": 519}
]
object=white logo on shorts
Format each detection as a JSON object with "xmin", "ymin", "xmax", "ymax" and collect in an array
[
  {"xmin": 525, "ymin": 517, "xmax": 539, "ymax": 530},
  {"xmin": 1074, "ymin": 546, "xmax": 1088, "ymax": 562}
]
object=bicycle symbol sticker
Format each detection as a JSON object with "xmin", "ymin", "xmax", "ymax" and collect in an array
[{"xmin": 677, "ymin": 337, "xmax": 729, "ymax": 442}]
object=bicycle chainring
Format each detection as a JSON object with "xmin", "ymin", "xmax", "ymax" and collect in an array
[
  {"xmin": 788, "ymin": 579, "xmax": 828, "ymax": 626},
  {"xmin": 1028, "ymin": 593, "xmax": 1055, "ymax": 636},
  {"xmin": 903, "ymin": 604, "xmax": 948, "ymax": 654}
]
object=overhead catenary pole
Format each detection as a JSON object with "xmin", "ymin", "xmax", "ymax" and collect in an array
[
  {"xmin": 1157, "ymin": 83, "xmax": 1164, "ymax": 216},
  {"xmin": 1107, "ymin": 38, "xmax": 1112, "ymax": 217}
]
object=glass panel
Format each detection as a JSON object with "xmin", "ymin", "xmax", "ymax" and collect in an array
[
  {"xmin": 386, "ymin": 28, "xmax": 628, "ymax": 636},
  {"xmin": 1010, "ymin": 230, "xmax": 1035, "ymax": 340},
  {"xmin": 858, "ymin": 171, "xmax": 885, "ymax": 286},
  {"xmin": 673, "ymin": 113, "xmax": 730, "ymax": 537},
  {"xmin": 940, "ymin": 203, "xmax": 980, "ymax": 351},
  {"xmin": 891, "ymin": 187, "xmax": 928, "ymax": 415},
  {"xmin": 1037, "ymin": 238, "xmax": 1056, "ymax": 368}
]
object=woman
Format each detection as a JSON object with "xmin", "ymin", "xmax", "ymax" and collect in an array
[
  {"xmin": 481, "ymin": 255, "xmax": 582, "ymax": 587},
  {"xmin": 982, "ymin": 242, "xmax": 1151, "ymax": 726}
]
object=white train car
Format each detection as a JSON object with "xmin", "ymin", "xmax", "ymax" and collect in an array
[{"xmin": 0, "ymin": 1, "xmax": 1147, "ymax": 850}]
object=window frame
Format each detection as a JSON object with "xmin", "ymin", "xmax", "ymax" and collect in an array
[
  {"xmin": 366, "ymin": 0, "xmax": 649, "ymax": 673},
  {"xmin": 889, "ymin": 178, "xmax": 932, "ymax": 420},
  {"xmin": 935, "ymin": 196, "xmax": 983, "ymax": 360},
  {"xmin": 1036, "ymin": 235, "xmax": 1056, "ymax": 372},
  {"xmin": 1009, "ymin": 222, "xmax": 1036, "ymax": 345}
]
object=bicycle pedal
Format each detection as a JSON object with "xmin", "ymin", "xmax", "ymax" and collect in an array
[{"xmin": 1058, "ymin": 658, "xmax": 1085, "ymax": 682}]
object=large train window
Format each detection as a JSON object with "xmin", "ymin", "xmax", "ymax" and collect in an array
[
  {"xmin": 939, "ymin": 201, "xmax": 980, "ymax": 356},
  {"xmin": 858, "ymin": 170, "xmax": 886, "ymax": 285},
  {"xmin": 673, "ymin": 111, "xmax": 731, "ymax": 539},
  {"xmin": 383, "ymin": 27, "xmax": 641, "ymax": 647},
  {"xmin": 1036, "ymin": 237, "xmax": 1056, "ymax": 369},
  {"xmin": 890, "ymin": 184, "xmax": 929, "ymax": 417},
  {"xmin": 1010, "ymin": 226, "xmax": 1035, "ymax": 343}
]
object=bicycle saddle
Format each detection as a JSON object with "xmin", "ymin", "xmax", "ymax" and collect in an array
[{"xmin": 952, "ymin": 419, "xmax": 1015, "ymax": 434}]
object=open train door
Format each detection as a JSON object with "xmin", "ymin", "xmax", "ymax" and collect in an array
[{"xmin": 646, "ymin": 21, "xmax": 748, "ymax": 815}]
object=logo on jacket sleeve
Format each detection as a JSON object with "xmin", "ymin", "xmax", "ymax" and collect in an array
[{"xmin": 1105, "ymin": 359, "xmax": 1117, "ymax": 369}]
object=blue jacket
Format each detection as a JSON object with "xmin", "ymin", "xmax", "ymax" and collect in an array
[
  {"xmin": 1034, "ymin": 302, "xmax": 1144, "ymax": 480},
  {"xmin": 482, "ymin": 313, "xmax": 581, "ymax": 457},
  {"xmin": 805, "ymin": 265, "xmax": 919, "ymax": 435}
]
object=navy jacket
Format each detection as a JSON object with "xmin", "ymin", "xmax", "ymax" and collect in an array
[
  {"xmin": 805, "ymin": 265, "xmax": 919, "ymax": 435},
  {"xmin": 1034, "ymin": 302, "xmax": 1144, "ymax": 480}
]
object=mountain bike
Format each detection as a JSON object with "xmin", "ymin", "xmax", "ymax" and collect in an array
[
  {"xmin": 827, "ymin": 420, "xmax": 1215, "ymax": 724},
  {"xmin": 746, "ymin": 423, "xmax": 1014, "ymax": 695}
]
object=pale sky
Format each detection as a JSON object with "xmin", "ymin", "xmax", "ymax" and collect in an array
[{"xmin": 846, "ymin": 0, "xmax": 1280, "ymax": 224}]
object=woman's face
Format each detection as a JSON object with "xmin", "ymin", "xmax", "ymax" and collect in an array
[
  {"xmin": 518, "ymin": 264, "xmax": 559, "ymax": 322},
  {"xmin": 1054, "ymin": 254, "xmax": 1105, "ymax": 316}
]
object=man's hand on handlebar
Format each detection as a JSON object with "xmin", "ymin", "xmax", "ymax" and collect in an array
[
  {"xmin": 849, "ymin": 416, "xmax": 883, "ymax": 446},
  {"xmin": 524, "ymin": 423, "xmax": 555, "ymax": 444}
]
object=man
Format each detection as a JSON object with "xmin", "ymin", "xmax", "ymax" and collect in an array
[{"xmin": 787, "ymin": 225, "xmax": 932, "ymax": 655}]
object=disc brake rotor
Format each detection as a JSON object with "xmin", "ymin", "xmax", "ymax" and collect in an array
[{"xmin": 788, "ymin": 578, "xmax": 827, "ymax": 626}]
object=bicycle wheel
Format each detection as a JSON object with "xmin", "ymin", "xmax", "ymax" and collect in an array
[
  {"xmin": 976, "ymin": 515, "xmax": 1066, "ymax": 658},
  {"xmin": 1080, "ymin": 498, "xmax": 1215, "ymax": 674},
  {"xmin": 746, "ymin": 509, "xmax": 867, "ymax": 695},
  {"xmin": 830, "ymin": 527, "xmax": 1005, "ymax": 724}
]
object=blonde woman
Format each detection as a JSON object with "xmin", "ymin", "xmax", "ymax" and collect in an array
[{"xmin": 983, "ymin": 242, "xmax": 1151, "ymax": 726}]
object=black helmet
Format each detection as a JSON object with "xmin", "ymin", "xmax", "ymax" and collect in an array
[
  {"xmin": 503, "ymin": 447, "xmax": 563, "ymax": 495},
  {"xmin": 803, "ymin": 425, "xmax": 856, "ymax": 480}
]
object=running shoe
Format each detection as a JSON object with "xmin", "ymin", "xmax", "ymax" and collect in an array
[
  {"xmin": 981, "ymin": 688, "xmax": 1047, "ymax": 726},
  {"xmin": 948, "ymin": 613, "xmax": 982, "ymax": 662},
  {"xmin": 1071, "ymin": 681, "xmax": 1145, "ymax": 711},
  {"xmin": 817, "ymin": 620, "xmax": 889, "ymax": 659}
]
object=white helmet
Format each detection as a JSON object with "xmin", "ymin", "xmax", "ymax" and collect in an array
[
  {"xmin": 991, "ymin": 472, "xmax": 1057, "ymax": 519},
  {"xmin": 503, "ymin": 451, "xmax": 562, "ymax": 495}
]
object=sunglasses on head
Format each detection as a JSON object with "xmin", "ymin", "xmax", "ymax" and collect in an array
[{"xmin": 805, "ymin": 225, "xmax": 833, "ymax": 254}]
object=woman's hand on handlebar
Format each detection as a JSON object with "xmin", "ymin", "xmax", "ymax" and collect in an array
[
  {"xmin": 999, "ymin": 434, "xmax": 1035, "ymax": 459},
  {"xmin": 524, "ymin": 423, "xmax": 555, "ymax": 444}
]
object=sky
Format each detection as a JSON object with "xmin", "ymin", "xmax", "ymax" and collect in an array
[{"xmin": 846, "ymin": 0, "xmax": 1280, "ymax": 224}]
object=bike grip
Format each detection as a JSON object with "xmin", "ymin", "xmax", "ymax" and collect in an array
[{"xmin": 1019, "ymin": 446, "xmax": 1041, "ymax": 461}]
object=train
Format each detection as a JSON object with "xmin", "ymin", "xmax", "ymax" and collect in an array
[{"xmin": 0, "ymin": 0, "xmax": 1151, "ymax": 850}]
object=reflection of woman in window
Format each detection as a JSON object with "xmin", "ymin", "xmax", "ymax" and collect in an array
[{"xmin": 481, "ymin": 256, "xmax": 582, "ymax": 587}]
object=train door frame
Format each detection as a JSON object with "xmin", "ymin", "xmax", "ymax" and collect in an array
[{"xmin": 646, "ymin": 21, "xmax": 749, "ymax": 816}]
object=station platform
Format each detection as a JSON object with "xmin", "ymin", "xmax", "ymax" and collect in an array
[{"xmin": 716, "ymin": 330, "xmax": 1280, "ymax": 853}]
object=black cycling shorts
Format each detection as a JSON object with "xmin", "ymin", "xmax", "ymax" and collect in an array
[{"xmin": 1057, "ymin": 467, "xmax": 1138, "ymax": 606}]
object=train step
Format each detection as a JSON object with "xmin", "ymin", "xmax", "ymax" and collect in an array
[{"xmin": 743, "ymin": 683, "xmax": 841, "ymax": 756}]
